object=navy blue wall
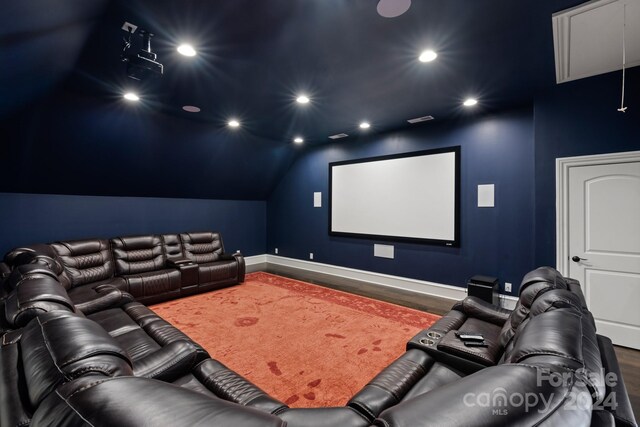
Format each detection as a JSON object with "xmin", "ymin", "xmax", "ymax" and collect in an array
[
  {"xmin": 533, "ymin": 68, "xmax": 640, "ymax": 267},
  {"xmin": 0, "ymin": 90, "xmax": 297, "ymax": 200},
  {"xmin": 267, "ymin": 108, "xmax": 535, "ymax": 294},
  {"xmin": 0, "ymin": 193, "xmax": 266, "ymax": 257}
]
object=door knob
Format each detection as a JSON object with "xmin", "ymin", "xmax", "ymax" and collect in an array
[{"xmin": 571, "ymin": 256, "xmax": 588, "ymax": 263}]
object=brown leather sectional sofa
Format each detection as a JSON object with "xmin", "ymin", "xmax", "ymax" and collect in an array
[
  {"xmin": 1, "ymin": 231, "xmax": 245, "ymax": 307},
  {"xmin": 0, "ymin": 241, "xmax": 636, "ymax": 427}
]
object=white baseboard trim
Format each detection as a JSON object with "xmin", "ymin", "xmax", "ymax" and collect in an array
[
  {"xmin": 244, "ymin": 254, "xmax": 268, "ymax": 266},
  {"xmin": 266, "ymin": 254, "xmax": 466, "ymax": 301},
  {"xmin": 245, "ymin": 254, "xmax": 519, "ymax": 310}
]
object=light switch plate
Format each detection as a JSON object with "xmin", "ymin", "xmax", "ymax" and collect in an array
[{"xmin": 313, "ymin": 192, "xmax": 322, "ymax": 207}]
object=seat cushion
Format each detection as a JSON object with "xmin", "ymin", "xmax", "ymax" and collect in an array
[
  {"xmin": 401, "ymin": 362, "xmax": 464, "ymax": 401},
  {"xmin": 88, "ymin": 308, "xmax": 162, "ymax": 361},
  {"xmin": 122, "ymin": 269, "xmax": 181, "ymax": 300},
  {"xmin": 197, "ymin": 260, "xmax": 238, "ymax": 286}
]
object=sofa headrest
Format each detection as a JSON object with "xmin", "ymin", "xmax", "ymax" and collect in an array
[
  {"xmin": 4, "ymin": 274, "xmax": 75, "ymax": 328},
  {"xmin": 520, "ymin": 266, "xmax": 567, "ymax": 294},
  {"xmin": 528, "ymin": 288, "xmax": 584, "ymax": 318},
  {"xmin": 111, "ymin": 235, "xmax": 164, "ymax": 275},
  {"xmin": 51, "ymin": 239, "xmax": 114, "ymax": 287},
  {"xmin": 20, "ymin": 312, "xmax": 133, "ymax": 408},
  {"xmin": 498, "ymin": 272, "xmax": 571, "ymax": 350}
]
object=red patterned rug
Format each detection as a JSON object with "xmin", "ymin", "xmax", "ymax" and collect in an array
[{"xmin": 150, "ymin": 272, "xmax": 439, "ymax": 407}]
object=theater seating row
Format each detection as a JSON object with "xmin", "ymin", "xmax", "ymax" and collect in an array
[
  {"xmin": 0, "ymin": 231, "xmax": 245, "ymax": 307},
  {"xmin": 0, "ymin": 240, "xmax": 636, "ymax": 426}
]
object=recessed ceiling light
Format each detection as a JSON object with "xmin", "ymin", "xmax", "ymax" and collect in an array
[
  {"xmin": 177, "ymin": 44, "xmax": 197, "ymax": 57},
  {"xmin": 463, "ymin": 98, "xmax": 478, "ymax": 107},
  {"xmin": 293, "ymin": 137, "xmax": 304, "ymax": 144},
  {"xmin": 296, "ymin": 95, "xmax": 310, "ymax": 104},
  {"xmin": 228, "ymin": 119, "xmax": 240, "ymax": 128},
  {"xmin": 359, "ymin": 122, "xmax": 371, "ymax": 129},
  {"xmin": 419, "ymin": 50, "xmax": 437, "ymax": 63},
  {"xmin": 182, "ymin": 105, "xmax": 200, "ymax": 113},
  {"xmin": 123, "ymin": 92, "xmax": 139, "ymax": 101}
]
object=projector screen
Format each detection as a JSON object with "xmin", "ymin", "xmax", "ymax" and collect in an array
[{"xmin": 329, "ymin": 146, "xmax": 460, "ymax": 246}]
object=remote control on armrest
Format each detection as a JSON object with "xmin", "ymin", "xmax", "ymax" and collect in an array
[
  {"xmin": 463, "ymin": 341, "xmax": 488, "ymax": 347},
  {"xmin": 455, "ymin": 332, "xmax": 485, "ymax": 341}
]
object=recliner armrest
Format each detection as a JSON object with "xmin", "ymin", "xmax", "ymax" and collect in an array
[
  {"xmin": 73, "ymin": 285, "xmax": 135, "ymax": 315},
  {"xmin": 374, "ymin": 364, "xmax": 593, "ymax": 427},
  {"xmin": 596, "ymin": 335, "xmax": 637, "ymax": 427},
  {"xmin": 132, "ymin": 340, "xmax": 199, "ymax": 382},
  {"xmin": 233, "ymin": 252, "xmax": 246, "ymax": 282},
  {"xmin": 0, "ymin": 262, "xmax": 10, "ymax": 279},
  {"xmin": 348, "ymin": 349, "xmax": 434, "ymax": 421},
  {"xmin": 193, "ymin": 358, "xmax": 286, "ymax": 414},
  {"xmin": 166, "ymin": 258, "xmax": 194, "ymax": 268},
  {"xmin": 4, "ymin": 276, "xmax": 76, "ymax": 328},
  {"xmin": 454, "ymin": 296, "xmax": 511, "ymax": 326}
]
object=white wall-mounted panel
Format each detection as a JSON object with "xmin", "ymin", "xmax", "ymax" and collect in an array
[
  {"xmin": 553, "ymin": 0, "xmax": 640, "ymax": 83},
  {"xmin": 477, "ymin": 184, "xmax": 495, "ymax": 208},
  {"xmin": 374, "ymin": 244, "xmax": 395, "ymax": 259}
]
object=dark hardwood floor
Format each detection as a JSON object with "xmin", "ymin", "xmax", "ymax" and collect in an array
[{"xmin": 264, "ymin": 265, "xmax": 639, "ymax": 421}]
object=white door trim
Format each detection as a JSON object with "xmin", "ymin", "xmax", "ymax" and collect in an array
[{"xmin": 556, "ymin": 150, "xmax": 640, "ymax": 276}]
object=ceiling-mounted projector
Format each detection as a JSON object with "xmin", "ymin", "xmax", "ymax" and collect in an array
[{"xmin": 122, "ymin": 28, "xmax": 163, "ymax": 80}]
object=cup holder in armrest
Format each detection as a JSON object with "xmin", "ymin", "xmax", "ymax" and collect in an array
[
  {"xmin": 419, "ymin": 338, "xmax": 437, "ymax": 346},
  {"xmin": 418, "ymin": 331, "xmax": 443, "ymax": 346},
  {"xmin": 408, "ymin": 329, "xmax": 487, "ymax": 375}
]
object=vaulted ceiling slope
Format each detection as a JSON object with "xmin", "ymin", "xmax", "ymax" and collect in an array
[{"xmin": 1, "ymin": 0, "xmax": 586, "ymax": 200}]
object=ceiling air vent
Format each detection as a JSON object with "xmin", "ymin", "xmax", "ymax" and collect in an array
[
  {"xmin": 407, "ymin": 115, "xmax": 434, "ymax": 124},
  {"xmin": 329, "ymin": 133, "xmax": 349, "ymax": 139}
]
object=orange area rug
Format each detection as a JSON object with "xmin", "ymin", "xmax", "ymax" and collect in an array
[{"xmin": 150, "ymin": 272, "xmax": 439, "ymax": 407}]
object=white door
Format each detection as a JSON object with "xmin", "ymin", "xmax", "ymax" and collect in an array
[{"xmin": 568, "ymin": 161, "xmax": 640, "ymax": 349}]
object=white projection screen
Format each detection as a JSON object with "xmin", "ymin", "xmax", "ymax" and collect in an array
[{"xmin": 329, "ymin": 147, "xmax": 460, "ymax": 246}]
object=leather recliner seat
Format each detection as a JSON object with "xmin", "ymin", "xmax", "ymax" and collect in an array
[{"xmin": 111, "ymin": 234, "xmax": 182, "ymax": 304}]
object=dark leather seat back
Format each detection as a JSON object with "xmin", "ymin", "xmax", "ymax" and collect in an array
[
  {"xmin": 501, "ymin": 303, "xmax": 605, "ymax": 403},
  {"xmin": 111, "ymin": 235, "xmax": 165, "ymax": 275},
  {"xmin": 180, "ymin": 232, "xmax": 224, "ymax": 264},
  {"xmin": 51, "ymin": 239, "xmax": 115, "ymax": 288},
  {"xmin": 161, "ymin": 234, "xmax": 185, "ymax": 262},
  {"xmin": 498, "ymin": 266, "xmax": 568, "ymax": 349},
  {"xmin": 20, "ymin": 312, "xmax": 133, "ymax": 408}
]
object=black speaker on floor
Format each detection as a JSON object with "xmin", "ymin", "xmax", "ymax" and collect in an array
[{"xmin": 467, "ymin": 275, "xmax": 499, "ymax": 306}]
